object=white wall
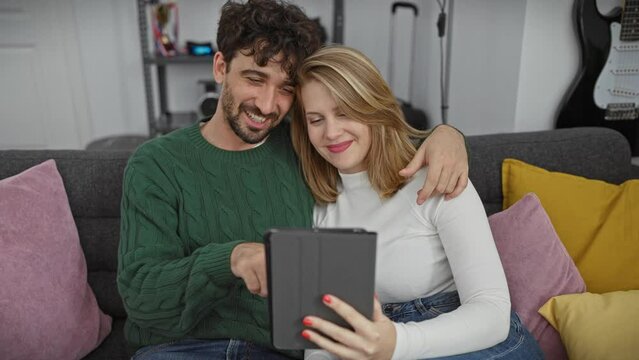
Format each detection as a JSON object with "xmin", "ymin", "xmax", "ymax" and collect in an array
[
  {"xmin": 514, "ymin": 0, "xmax": 579, "ymax": 133},
  {"xmin": 76, "ymin": 0, "xmax": 546, "ymax": 140},
  {"xmin": 342, "ymin": 0, "xmax": 421, "ymax": 103},
  {"xmin": 342, "ymin": 0, "xmax": 588, "ymax": 136},
  {"xmin": 0, "ymin": 0, "xmax": 91, "ymax": 149},
  {"xmin": 72, "ymin": 0, "xmax": 147, "ymax": 141},
  {"xmin": 331, "ymin": 0, "xmax": 580, "ymax": 135},
  {"xmin": 447, "ymin": 0, "xmax": 528, "ymax": 135},
  {"xmin": 412, "ymin": 0, "xmax": 447, "ymax": 127},
  {"xmin": 353, "ymin": 0, "xmax": 528, "ymax": 135},
  {"xmin": 2, "ymin": 0, "xmax": 601, "ymax": 148}
]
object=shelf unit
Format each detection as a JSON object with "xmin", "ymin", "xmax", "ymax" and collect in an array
[
  {"xmin": 136, "ymin": 0, "xmax": 344, "ymax": 137},
  {"xmin": 137, "ymin": 0, "xmax": 213, "ymax": 136}
]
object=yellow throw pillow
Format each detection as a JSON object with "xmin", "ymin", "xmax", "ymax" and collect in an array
[
  {"xmin": 501, "ymin": 159, "xmax": 639, "ymax": 293},
  {"xmin": 539, "ymin": 291, "xmax": 639, "ymax": 360}
]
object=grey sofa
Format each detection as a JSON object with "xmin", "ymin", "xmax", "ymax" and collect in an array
[{"xmin": 0, "ymin": 127, "xmax": 637, "ymax": 359}]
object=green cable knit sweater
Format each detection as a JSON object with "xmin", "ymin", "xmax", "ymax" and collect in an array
[{"xmin": 117, "ymin": 121, "xmax": 313, "ymax": 352}]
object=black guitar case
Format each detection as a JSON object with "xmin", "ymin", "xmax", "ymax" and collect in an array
[
  {"xmin": 389, "ymin": 2, "xmax": 429, "ymax": 131},
  {"xmin": 556, "ymin": 0, "xmax": 638, "ymax": 155}
]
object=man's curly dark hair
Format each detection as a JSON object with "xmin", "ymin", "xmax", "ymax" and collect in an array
[{"xmin": 216, "ymin": 0, "xmax": 323, "ymax": 82}]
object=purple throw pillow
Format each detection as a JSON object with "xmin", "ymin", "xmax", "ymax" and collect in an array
[
  {"xmin": 488, "ymin": 193, "xmax": 585, "ymax": 360},
  {"xmin": 0, "ymin": 160, "xmax": 112, "ymax": 359}
]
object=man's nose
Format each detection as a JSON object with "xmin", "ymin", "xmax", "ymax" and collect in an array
[{"xmin": 255, "ymin": 86, "xmax": 278, "ymax": 117}]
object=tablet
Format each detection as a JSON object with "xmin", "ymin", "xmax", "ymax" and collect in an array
[{"xmin": 265, "ymin": 228, "xmax": 377, "ymax": 350}]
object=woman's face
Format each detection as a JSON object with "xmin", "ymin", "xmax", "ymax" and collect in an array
[{"xmin": 301, "ymin": 80, "xmax": 371, "ymax": 174}]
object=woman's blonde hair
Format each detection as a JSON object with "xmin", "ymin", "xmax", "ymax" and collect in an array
[{"xmin": 291, "ymin": 45, "xmax": 431, "ymax": 204}]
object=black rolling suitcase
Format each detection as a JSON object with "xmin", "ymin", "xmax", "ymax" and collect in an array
[{"xmin": 388, "ymin": 2, "xmax": 429, "ymax": 131}]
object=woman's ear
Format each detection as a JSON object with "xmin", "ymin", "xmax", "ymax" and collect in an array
[{"xmin": 213, "ymin": 52, "xmax": 227, "ymax": 84}]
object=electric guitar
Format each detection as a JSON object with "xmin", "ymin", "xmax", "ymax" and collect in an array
[{"xmin": 557, "ymin": 0, "xmax": 639, "ymax": 155}]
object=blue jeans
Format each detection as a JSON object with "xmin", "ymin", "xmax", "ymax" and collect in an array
[
  {"xmin": 383, "ymin": 291, "xmax": 543, "ymax": 359},
  {"xmin": 131, "ymin": 338, "xmax": 295, "ymax": 360}
]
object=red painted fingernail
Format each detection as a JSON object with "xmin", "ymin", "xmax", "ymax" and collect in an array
[
  {"xmin": 301, "ymin": 330, "xmax": 311, "ymax": 339},
  {"xmin": 302, "ymin": 317, "xmax": 313, "ymax": 326},
  {"xmin": 323, "ymin": 295, "xmax": 332, "ymax": 304}
]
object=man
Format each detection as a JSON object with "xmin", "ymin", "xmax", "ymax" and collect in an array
[{"xmin": 118, "ymin": 1, "xmax": 469, "ymax": 359}]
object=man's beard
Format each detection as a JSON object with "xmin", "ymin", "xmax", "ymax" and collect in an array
[{"xmin": 221, "ymin": 85, "xmax": 280, "ymax": 145}]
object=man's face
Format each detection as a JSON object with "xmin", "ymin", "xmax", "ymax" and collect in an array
[{"xmin": 214, "ymin": 51, "xmax": 295, "ymax": 144}]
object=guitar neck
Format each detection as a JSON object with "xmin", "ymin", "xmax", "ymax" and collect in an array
[{"xmin": 621, "ymin": 0, "xmax": 639, "ymax": 41}]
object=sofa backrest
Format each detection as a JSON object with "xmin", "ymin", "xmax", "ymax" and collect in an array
[
  {"xmin": 467, "ymin": 127, "xmax": 632, "ymax": 215},
  {"xmin": 0, "ymin": 126, "xmax": 632, "ymax": 320}
]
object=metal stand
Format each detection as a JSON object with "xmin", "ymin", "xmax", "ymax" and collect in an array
[{"xmin": 442, "ymin": 0, "xmax": 453, "ymax": 125}]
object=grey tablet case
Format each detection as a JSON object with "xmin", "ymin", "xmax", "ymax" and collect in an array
[{"xmin": 265, "ymin": 228, "xmax": 377, "ymax": 350}]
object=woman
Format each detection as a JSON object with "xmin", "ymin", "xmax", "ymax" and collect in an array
[{"xmin": 290, "ymin": 45, "xmax": 542, "ymax": 360}]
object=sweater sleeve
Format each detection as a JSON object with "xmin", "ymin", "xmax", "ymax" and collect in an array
[
  {"xmin": 419, "ymin": 124, "xmax": 470, "ymax": 169},
  {"xmin": 391, "ymin": 180, "xmax": 510, "ymax": 359},
  {"xmin": 117, "ymin": 156, "xmax": 244, "ymax": 337}
]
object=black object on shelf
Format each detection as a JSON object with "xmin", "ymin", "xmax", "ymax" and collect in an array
[{"xmin": 186, "ymin": 41, "xmax": 214, "ymax": 56}]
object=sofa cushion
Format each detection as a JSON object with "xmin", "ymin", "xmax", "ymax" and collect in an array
[
  {"xmin": 488, "ymin": 193, "xmax": 585, "ymax": 360},
  {"xmin": 539, "ymin": 290, "xmax": 639, "ymax": 360},
  {"xmin": 0, "ymin": 160, "xmax": 112, "ymax": 359},
  {"xmin": 0, "ymin": 150, "xmax": 131, "ymax": 320},
  {"xmin": 502, "ymin": 158, "xmax": 639, "ymax": 293}
]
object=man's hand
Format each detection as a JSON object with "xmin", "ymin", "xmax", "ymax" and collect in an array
[
  {"xmin": 399, "ymin": 124, "xmax": 469, "ymax": 204},
  {"xmin": 230, "ymin": 243, "xmax": 268, "ymax": 297}
]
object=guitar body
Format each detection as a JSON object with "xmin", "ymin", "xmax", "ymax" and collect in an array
[
  {"xmin": 557, "ymin": 0, "xmax": 638, "ymax": 154},
  {"xmin": 594, "ymin": 24, "xmax": 639, "ymax": 110}
]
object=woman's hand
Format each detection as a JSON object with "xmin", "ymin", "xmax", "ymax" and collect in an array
[
  {"xmin": 399, "ymin": 124, "xmax": 469, "ymax": 204},
  {"xmin": 302, "ymin": 295, "xmax": 396, "ymax": 360}
]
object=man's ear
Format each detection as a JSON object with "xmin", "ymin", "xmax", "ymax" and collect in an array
[{"xmin": 213, "ymin": 51, "xmax": 227, "ymax": 84}]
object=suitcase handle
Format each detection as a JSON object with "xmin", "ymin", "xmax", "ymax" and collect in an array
[{"xmin": 391, "ymin": 2, "xmax": 418, "ymax": 16}]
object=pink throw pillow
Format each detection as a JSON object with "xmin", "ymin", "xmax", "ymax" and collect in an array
[
  {"xmin": 488, "ymin": 193, "xmax": 585, "ymax": 360},
  {"xmin": 0, "ymin": 160, "xmax": 112, "ymax": 359}
]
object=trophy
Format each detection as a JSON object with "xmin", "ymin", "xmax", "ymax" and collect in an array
[{"xmin": 151, "ymin": 2, "xmax": 179, "ymax": 56}]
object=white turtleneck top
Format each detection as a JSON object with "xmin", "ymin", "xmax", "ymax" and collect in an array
[{"xmin": 307, "ymin": 169, "xmax": 510, "ymax": 360}]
